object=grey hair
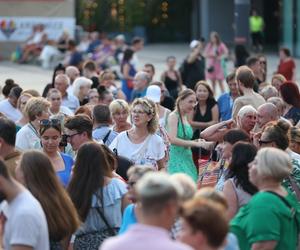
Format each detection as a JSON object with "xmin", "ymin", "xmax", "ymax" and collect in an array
[
  {"xmin": 72, "ymin": 77, "xmax": 92, "ymax": 98},
  {"xmin": 136, "ymin": 172, "xmax": 179, "ymax": 214},
  {"xmin": 256, "ymin": 147, "xmax": 292, "ymax": 182}
]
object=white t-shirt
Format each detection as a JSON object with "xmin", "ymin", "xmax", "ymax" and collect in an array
[
  {"xmin": 3, "ymin": 190, "xmax": 49, "ymax": 250},
  {"xmin": 16, "ymin": 123, "xmax": 41, "ymax": 151},
  {"xmin": 109, "ymin": 131, "xmax": 165, "ymax": 170},
  {"xmin": 0, "ymin": 99, "xmax": 22, "ymax": 122}
]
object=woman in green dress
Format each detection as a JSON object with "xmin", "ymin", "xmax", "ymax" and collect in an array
[{"xmin": 167, "ymin": 89, "xmax": 204, "ymax": 182}]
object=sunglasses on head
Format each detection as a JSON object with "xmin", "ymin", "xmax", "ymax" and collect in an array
[{"xmin": 40, "ymin": 119, "xmax": 61, "ymax": 126}]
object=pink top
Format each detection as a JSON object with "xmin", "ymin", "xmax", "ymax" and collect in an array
[
  {"xmin": 204, "ymin": 42, "xmax": 228, "ymax": 80},
  {"xmin": 101, "ymin": 224, "xmax": 193, "ymax": 250}
]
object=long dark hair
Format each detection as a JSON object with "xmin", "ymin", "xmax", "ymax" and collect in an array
[
  {"xmin": 20, "ymin": 151, "xmax": 80, "ymax": 241},
  {"xmin": 121, "ymin": 48, "xmax": 134, "ymax": 73},
  {"xmin": 194, "ymin": 80, "xmax": 217, "ymax": 107},
  {"xmin": 226, "ymin": 142, "xmax": 258, "ymax": 195},
  {"xmin": 279, "ymin": 81, "xmax": 300, "ymax": 108},
  {"xmin": 67, "ymin": 142, "xmax": 113, "ymax": 221}
]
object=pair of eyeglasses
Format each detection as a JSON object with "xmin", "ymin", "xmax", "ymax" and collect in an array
[
  {"xmin": 260, "ymin": 61, "xmax": 266, "ymax": 65},
  {"xmin": 258, "ymin": 139, "xmax": 273, "ymax": 146},
  {"xmin": 131, "ymin": 110, "xmax": 147, "ymax": 115},
  {"xmin": 63, "ymin": 132, "xmax": 82, "ymax": 140}
]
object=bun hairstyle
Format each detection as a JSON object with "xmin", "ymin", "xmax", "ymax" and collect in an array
[
  {"xmin": 3, "ymin": 79, "xmax": 18, "ymax": 98},
  {"xmin": 262, "ymin": 119, "xmax": 291, "ymax": 150}
]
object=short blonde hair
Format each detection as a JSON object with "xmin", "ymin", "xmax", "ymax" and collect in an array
[
  {"xmin": 256, "ymin": 147, "xmax": 292, "ymax": 182},
  {"xmin": 24, "ymin": 97, "xmax": 50, "ymax": 121},
  {"xmin": 170, "ymin": 173, "xmax": 196, "ymax": 202},
  {"xmin": 72, "ymin": 77, "xmax": 92, "ymax": 98},
  {"xmin": 131, "ymin": 97, "xmax": 158, "ymax": 134},
  {"xmin": 109, "ymin": 99, "xmax": 130, "ymax": 114}
]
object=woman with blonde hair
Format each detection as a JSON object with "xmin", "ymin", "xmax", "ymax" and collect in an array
[
  {"xmin": 16, "ymin": 92, "xmax": 32, "ymax": 128},
  {"xmin": 16, "ymin": 150, "xmax": 80, "ymax": 249},
  {"xmin": 167, "ymin": 89, "xmax": 207, "ymax": 182},
  {"xmin": 16, "ymin": 97, "xmax": 50, "ymax": 150},
  {"xmin": 110, "ymin": 97, "xmax": 165, "ymax": 170},
  {"xmin": 231, "ymin": 147, "xmax": 300, "ymax": 250},
  {"xmin": 109, "ymin": 99, "xmax": 132, "ymax": 133}
]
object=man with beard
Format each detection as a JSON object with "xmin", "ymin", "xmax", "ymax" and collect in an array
[
  {"xmin": 232, "ymin": 66, "xmax": 265, "ymax": 119},
  {"xmin": 0, "ymin": 160, "xmax": 49, "ymax": 249}
]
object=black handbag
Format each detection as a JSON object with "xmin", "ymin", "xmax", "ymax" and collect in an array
[{"xmin": 73, "ymin": 196, "xmax": 119, "ymax": 250}]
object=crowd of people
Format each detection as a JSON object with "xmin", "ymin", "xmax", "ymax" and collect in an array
[{"xmin": 0, "ymin": 28, "xmax": 300, "ymax": 250}]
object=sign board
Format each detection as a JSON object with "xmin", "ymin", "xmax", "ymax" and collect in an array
[{"xmin": 0, "ymin": 17, "xmax": 75, "ymax": 41}]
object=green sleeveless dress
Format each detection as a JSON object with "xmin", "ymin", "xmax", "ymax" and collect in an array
[{"xmin": 167, "ymin": 114, "xmax": 198, "ymax": 182}]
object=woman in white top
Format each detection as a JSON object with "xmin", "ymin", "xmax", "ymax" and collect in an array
[
  {"xmin": 16, "ymin": 97, "xmax": 50, "ymax": 150},
  {"xmin": 110, "ymin": 97, "xmax": 165, "ymax": 170},
  {"xmin": 47, "ymin": 88, "xmax": 73, "ymax": 117},
  {"xmin": 16, "ymin": 92, "xmax": 33, "ymax": 128}
]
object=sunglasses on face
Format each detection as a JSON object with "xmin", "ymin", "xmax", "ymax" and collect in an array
[{"xmin": 258, "ymin": 139, "xmax": 273, "ymax": 146}]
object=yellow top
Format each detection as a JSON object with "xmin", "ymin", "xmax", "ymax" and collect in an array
[{"xmin": 249, "ymin": 16, "xmax": 264, "ymax": 32}]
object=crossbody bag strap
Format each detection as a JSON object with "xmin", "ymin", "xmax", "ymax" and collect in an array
[
  {"xmin": 94, "ymin": 194, "xmax": 116, "ymax": 236},
  {"xmin": 102, "ymin": 130, "xmax": 112, "ymax": 144},
  {"xmin": 289, "ymin": 176, "xmax": 300, "ymax": 201}
]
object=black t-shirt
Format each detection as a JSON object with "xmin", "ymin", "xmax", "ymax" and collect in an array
[
  {"xmin": 91, "ymin": 76, "xmax": 100, "ymax": 89},
  {"xmin": 161, "ymin": 96, "xmax": 175, "ymax": 111},
  {"xmin": 180, "ymin": 56, "xmax": 205, "ymax": 90}
]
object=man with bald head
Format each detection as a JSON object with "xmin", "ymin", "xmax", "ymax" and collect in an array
[
  {"xmin": 54, "ymin": 74, "xmax": 79, "ymax": 113},
  {"xmin": 66, "ymin": 66, "xmax": 80, "ymax": 94},
  {"xmin": 253, "ymin": 103, "xmax": 278, "ymax": 132},
  {"xmin": 131, "ymin": 71, "xmax": 150, "ymax": 102}
]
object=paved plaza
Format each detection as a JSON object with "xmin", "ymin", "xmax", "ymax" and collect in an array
[{"xmin": 0, "ymin": 43, "xmax": 299, "ymax": 97}]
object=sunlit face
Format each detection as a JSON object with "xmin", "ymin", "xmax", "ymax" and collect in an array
[
  {"xmin": 271, "ymin": 78, "xmax": 283, "ymax": 91},
  {"xmin": 239, "ymin": 112, "xmax": 256, "ymax": 132},
  {"xmin": 49, "ymin": 92, "xmax": 62, "ymax": 110},
  {"xmin": 131, "ymin": 104, "xmax": 152, "ymax": 128},
  {"xmin": 180, "ymin": 94, "xmax": 197, "ymax": 114},
  {"xmin": 256, "ymin": 108, "xmax": 272, "ymax": 128},
  {"xmin": 196, "ymin": 84, "xmax": 209, "ymax": 102},
  {"xmin": 80, "ymin": 84, "xmax": 91, "ymax": 97},
  {"xmin": 41, "ymin": 127, "xmax": 61, "ymax": 154},
  {"xmin": 112, "ymin": 108, "xmax": 129, "ymax": 126},
  {"xmin": 19, "ymin": 95, "xmax": 31, "ymax": 113}
]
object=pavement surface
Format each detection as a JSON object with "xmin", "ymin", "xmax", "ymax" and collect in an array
[{"xmin": 0, "ymin": 43, "xmax": 299, "ymax": 97}]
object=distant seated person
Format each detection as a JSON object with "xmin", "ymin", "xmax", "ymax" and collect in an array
[
  {"xmin": 92, "ymin": 36, "xmax": 115, "ymax": 70},
  {"xmin": 19, "ymin": 24, "xmax": 47, "ymax": 63},
  {"xmin": 39, "ymin": 30, "xmax": 70, "ymax": 69},
  {"xmin": 63, "ymin": 40, "xmax": 83, "ymax": 69}
]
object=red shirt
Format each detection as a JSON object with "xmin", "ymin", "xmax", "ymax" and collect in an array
[{"xmin": 277, "ymin": 59, "xmax": 295, "ymax": 80}]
